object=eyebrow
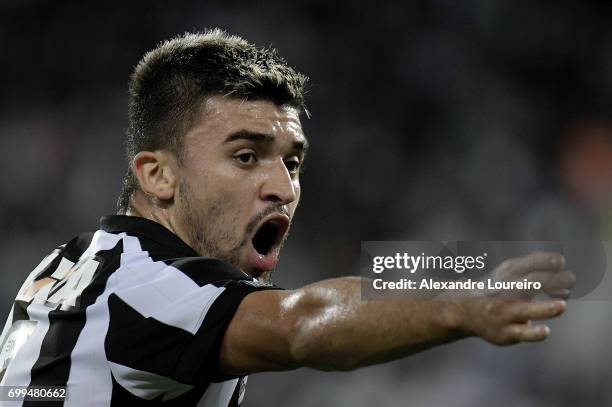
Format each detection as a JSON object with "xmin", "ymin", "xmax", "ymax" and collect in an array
[{"xmin": 223, "ymin": 129, "xmax": 309, "ymax": 156}]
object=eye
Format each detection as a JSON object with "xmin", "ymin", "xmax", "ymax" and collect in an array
[
  {"xmin": 284, "ymin": 158, "xmax": 301, "ymax": 174},
  {"xmin": 234, "ymin": 151, "xmax": 257, "ymax": 166}
]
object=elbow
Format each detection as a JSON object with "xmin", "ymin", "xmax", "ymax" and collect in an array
[
  {"xmin": 281, "ymin": 279, "xmax": 365, "ymax": 371},
  {"xmin": 282, "ymin": 290, "xmax": 322, "ymax": 368},
  {"xmin": 285, "ymin": 301, "xmax": 360, "ymax": 371},
  {"xmin": 288, "ymin": 316, "xmax": 326, "ymax": 369}
]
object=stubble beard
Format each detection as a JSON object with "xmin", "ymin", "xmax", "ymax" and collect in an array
[{"xmin": 176, "ymin": 180, "xmax": 276, "ymax": 283}]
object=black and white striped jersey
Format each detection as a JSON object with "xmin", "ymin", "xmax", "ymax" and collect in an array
[{"xmin": 0, "ymin": 215, "xmax": 278, "ymax": 406}]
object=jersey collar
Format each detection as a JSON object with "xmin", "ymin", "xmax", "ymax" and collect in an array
[{"xmin": 100, "ymin": 215, "xmax": 199, "ymax": 258}]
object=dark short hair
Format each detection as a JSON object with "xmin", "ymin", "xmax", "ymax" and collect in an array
[{"xmin": 117, "ymin": 28, "xmax": 308, "ymax": 213}]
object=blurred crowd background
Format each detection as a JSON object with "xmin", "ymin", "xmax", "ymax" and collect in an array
[{"xmin": 1, "ymin": 0, "xmax": 611, "ymax": 405}]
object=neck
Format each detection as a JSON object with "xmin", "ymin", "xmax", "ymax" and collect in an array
[{"xmin": 124, "ymin": 192, "xmax": 195, "ymax": 253}]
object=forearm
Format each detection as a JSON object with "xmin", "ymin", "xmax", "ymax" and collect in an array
[{"xmin": 286, "ymin": 276, "xmax": 465, "ymax": 371}]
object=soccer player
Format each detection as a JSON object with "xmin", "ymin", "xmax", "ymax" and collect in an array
[{"xmin": 0, "ymin": 30, "xmax": 574, "ymax": 406}]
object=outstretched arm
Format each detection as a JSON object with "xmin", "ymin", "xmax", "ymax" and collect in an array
[{"xmin": 219, "ymin": 252, "xmax": 574, "ymax": 375}]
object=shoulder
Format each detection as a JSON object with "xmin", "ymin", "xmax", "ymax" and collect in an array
[{"xmin": 167, "ymin": 257, "xmax": 273, "ymax": 289}]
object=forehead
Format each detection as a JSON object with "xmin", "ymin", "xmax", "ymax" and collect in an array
[{"xmin": 186, "ymin": 96, "xmax": 305, "ymax": 147}]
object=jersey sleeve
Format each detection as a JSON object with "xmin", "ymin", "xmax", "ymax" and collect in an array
[{"xmin": 104, "ymin": 257, "xmax": 281, "ymax": 389}]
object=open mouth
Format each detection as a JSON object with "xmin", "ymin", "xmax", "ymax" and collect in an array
[
  {"xmin": 248, "ymin": 213, "xmax": 290, "ymax": 274},
  {"xmin": 252, "ymin": 220, "xmax": 283, "ymax": 255}
]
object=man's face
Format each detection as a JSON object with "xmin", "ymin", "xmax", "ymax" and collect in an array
[{"xmin": 174, "ymin": 96, "xmax": 306, "ymax": 282}]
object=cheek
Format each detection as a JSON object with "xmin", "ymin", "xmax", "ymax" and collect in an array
[
  {"xmin": 209, "ymin": 181, "xmax": 253, "ymax": 225},
  {"xmin": 187, "ymin": 159, "xmax": 244, "ymax": 200}
]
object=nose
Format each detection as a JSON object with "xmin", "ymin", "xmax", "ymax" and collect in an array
[{"xmin": 260, "ymin": 159, "xmax": 297, "ymax": 205}]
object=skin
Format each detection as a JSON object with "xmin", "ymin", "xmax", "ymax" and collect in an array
[
  {"xmin": 128, "ymin": 96, "xmax": 306, "ymax": 282},
  {"xmin": 126, "ymin": 95, "xmax": 575, "ymax": 376}
]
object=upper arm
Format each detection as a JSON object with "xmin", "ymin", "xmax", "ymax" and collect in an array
[
  {"xmin": 218, "ymin": 277, "xmax": 365, "ymax": 375},
  {"xmin": 218, "ymin": 288, "xmax": 302, "ymax": 376}
]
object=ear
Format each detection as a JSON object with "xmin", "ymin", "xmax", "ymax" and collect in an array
[{"xmin": 132, "ymin": 150, "xmax": 177, "ymax": 201}]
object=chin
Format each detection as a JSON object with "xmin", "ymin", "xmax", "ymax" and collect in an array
[
  {"xmin": 255, "ymin": 270, "xmax": 274, "ymax": 284},
  {"xmin": 241, "ymin": 264, "xmax": 273, "ymax": 283}
]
